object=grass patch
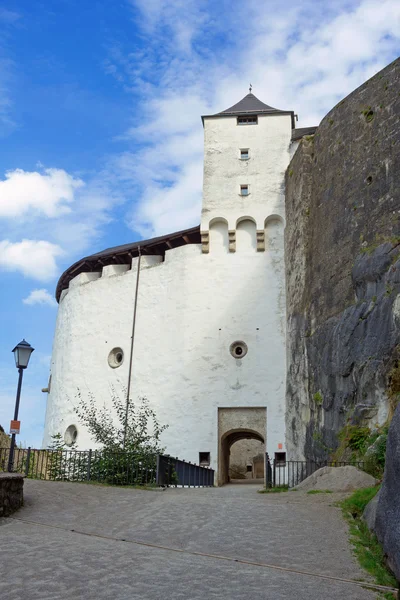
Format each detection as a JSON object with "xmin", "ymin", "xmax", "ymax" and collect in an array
[
  {"xmin": 307, "ymin": 489, "xmax": 333, "ymax": 494},
  {"xmin": 340, "ymin": 487, "xmax": 398, "ymax": 597},
  {"xmin": 258, "ymin": 485, "xmax": 289, "ymax": 494}
]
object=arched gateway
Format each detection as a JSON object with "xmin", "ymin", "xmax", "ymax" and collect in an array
[{"xmin": 218, "ymin": 407, "xmax": 266, "ymax": 486}]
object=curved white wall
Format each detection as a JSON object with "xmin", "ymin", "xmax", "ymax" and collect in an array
[{"xmin": 43, "ymin": 229, "xmax": 286, "ymax": 471}]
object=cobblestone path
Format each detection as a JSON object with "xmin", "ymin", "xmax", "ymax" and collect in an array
[{"xmin": 0, "ymin": 480, "xmax": 378, "ymax": 599}]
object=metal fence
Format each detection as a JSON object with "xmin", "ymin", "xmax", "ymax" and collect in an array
[
  {"xmin": 157, "ymin": 454, "xmax": 214, "ymax": 487},
  {"xmin": 265, "ymin": 456, "xmax": 365, "ymax": 488},
  {"xmin": 0, "ymin": 448, "xmax": 215, "ymax": 488}
]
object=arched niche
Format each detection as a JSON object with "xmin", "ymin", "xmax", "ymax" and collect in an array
[
  {"xmin": 209, "ymin": 218, "xmax": 229, "ymax": 254},
  {"xmin": 236, "ymin": 218, "xmax": 257, "ymax": 252},
  {"xmin": 265, "ymin": 215, "xmax": 284, "ymax": 253}
]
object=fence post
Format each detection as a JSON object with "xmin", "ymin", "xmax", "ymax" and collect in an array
[
  {"xmin": 155, "ymin": 454, "xmax": 161, "ymax": 486},
  {"xmin": 87, "ymin": 449, "xmax": 92, "ymax": 481},
  {"xmin": 25, "ymin": 447, "xmax": 31, "ymax": 477}
]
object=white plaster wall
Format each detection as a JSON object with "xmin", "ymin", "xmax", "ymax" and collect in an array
[
  {"xmin": 43, "ymin": 232, "xmax": 286, "ymax": 473},
  {"xmin": 201, "ymin": 114, "xmax": 292, "ymax": 231},
  {"xmin": 44, "ymin": 105, "xmax": 292, "ymax": 480}
]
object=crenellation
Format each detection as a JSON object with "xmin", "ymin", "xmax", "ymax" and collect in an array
[
  {"xmin": 102, "ymin": 264, "xmax": 130, "ymax": 278},
  {"xmin": 69, "ymin": 271, "xmax": 101, "ymax": 289}
]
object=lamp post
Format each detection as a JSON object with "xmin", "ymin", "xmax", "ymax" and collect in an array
[{"xmin": 7, "ymin": 340, "xmax": 34, "ymax": 472}]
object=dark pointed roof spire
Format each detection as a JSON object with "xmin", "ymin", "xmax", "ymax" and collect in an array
[
  {"xmin": 201, "ymin": 91, "xmax": 295, "ymax": 128},
  {"xmin": 218, "ymin": 92, "xmax": 281, "ymax": 116}
]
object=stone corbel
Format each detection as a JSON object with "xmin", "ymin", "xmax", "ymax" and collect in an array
[
  {"xmin": 228, "ymin": 230, "xmax": 236, "ymax": 253},
  {"xmin": 256, "ymin": 230, "xmax": 265, "ymax": 252},
  {"xmin": 201, "ymin": 231, "xmax": 210, "ymax": 254}
]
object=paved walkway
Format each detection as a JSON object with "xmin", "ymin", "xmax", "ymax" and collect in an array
[{"xmin": 0, "ymin": 480, "xmax": 378, "ymax": 599}]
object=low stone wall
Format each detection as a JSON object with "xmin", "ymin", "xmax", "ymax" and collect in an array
[{"xmin": 0, "ymin": 473, "xmax": 24, "ymax": 517}]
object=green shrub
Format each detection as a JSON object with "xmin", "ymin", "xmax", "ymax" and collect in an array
[
  {"xmin": 313, "ymin": 391, "xmax": 323, "ymax": 405},
  {"xmin": 338, "ymin": 425, "xmax": 370, "ymax": 453}
]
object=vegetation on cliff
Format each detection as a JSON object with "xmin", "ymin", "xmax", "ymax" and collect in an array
[{"xmin": 341, "ymin": 487, "xmax": 398, "ymax": 597}]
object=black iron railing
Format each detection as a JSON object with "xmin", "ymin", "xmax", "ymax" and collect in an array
[
  {"xmin": 265, "ymin": 455, "xmax": 365, "ymax": 488},
  {"xmin": 0, "ymin": 447, "xmax": 157, "ymax": 485},
  {"xmin": 0, "ymin": 448, "xmax": 215, "ymax": 488},
  {"xmin": 156, "ymin": 455, "xmax": 214, "ymax": 487}
]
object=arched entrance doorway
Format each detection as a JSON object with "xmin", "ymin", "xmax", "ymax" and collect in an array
[{"xmin": 219, "ymin": 428, "xmax": 265, "ymax": 485}]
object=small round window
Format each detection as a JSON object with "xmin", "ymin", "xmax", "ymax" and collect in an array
[
  {"xmin": 108, "ymin": 347, "xmax": 124, "ymax": 368},
  {"xmin": 230, "ymin": 341, "xmax": 248, "ymax": 359},
  {"xmin": 64, "ymin": 425, "xmax": 78, "ymax": 446}
]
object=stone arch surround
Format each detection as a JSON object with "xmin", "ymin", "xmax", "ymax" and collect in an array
[{"xmin": 218, "ymin": 407, "xmax": 266, "ymax": 486}]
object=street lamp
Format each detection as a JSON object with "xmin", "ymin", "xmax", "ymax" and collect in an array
[{"xmin": 7, "ymin": 340, "xmax": 34, "ymax": 472}]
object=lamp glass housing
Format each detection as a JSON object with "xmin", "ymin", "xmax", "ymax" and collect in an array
[{"xmin": 12, "ymin": 340, "xmax": 34, "ymax": 369}]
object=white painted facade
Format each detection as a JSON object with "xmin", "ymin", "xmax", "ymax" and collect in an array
[{"xmin": 43, "ymin": 97, "xmax": 295, "ymax": 481}]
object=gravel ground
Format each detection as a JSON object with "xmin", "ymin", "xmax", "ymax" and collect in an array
[{"xmin": 0, "ymin": 480, "xmax": 379, "ymax": 600}]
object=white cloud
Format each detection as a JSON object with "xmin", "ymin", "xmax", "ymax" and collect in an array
[
  {"xmin": 0, "ymin": 163, "xmax": 123, "ymax": 285},
  {"xmin": 0, "ymin": 239, "xmax": 63, "ymax": 281},
  {"xmin": 0, "ymin": 168, "xmax": 84, "ymax": 218},
  {"xmin": 0, "ymin": 8, "xmax": 20, "ymax": 24},
  {"xmin": 129, "ymin": 0, "xmax": 208, "ymax": 52},
  {"xmin": 23, "ymin": 289, "xmax": 57, "ymax": 307},
  {"xmin": 111, "ymin": 0, "xmax": 400, "ymax": 238}
]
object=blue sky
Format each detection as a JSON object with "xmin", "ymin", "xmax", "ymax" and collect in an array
[{"xmin": 0, "ymin": 0, "xmax": 399, "ymax": 447}]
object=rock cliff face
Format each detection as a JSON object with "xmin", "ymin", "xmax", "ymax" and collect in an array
[
  {"xmin": 374, "ymin": 404, "xmax": 400, "ymax": 581},
  {"xmin": 285, "ymin": 58, "xmax": 400, "ymax": 460}
]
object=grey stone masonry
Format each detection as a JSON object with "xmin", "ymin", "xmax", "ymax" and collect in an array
[
  {"xmin": 0, "ymin": 472, "xmax": 24, "ymax": 516},
  {"xmin": 285, "ymin": 57, "xmax": 400, "ymax": 461}
]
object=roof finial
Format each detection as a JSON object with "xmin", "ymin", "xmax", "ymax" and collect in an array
[{"xmin": 249, "ymin": 83, "xmax": 252, "ymax": 93}]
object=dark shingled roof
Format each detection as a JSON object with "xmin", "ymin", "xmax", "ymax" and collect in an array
[
  {"xmin": 55, "ymin": 225, "xmax": 201, "ymax": 302},
  {"xmin": 202, "ymin": 92, "xmax": 296, "ymax": 129},
  {"xmin": 218, "ymin": 93, "xmax": 282, "ymax": 116},
  {"xmin": 291, "ymin": 126, "xmax": 318, "ymax": 141}
]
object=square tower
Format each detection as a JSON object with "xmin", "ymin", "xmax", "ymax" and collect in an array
[{"xmin": 201, "ymin": 92, "xmax": 294, "ymax": 253}]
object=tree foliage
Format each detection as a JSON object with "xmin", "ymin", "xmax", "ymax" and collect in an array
[{"xmin": 74, "ymin": 389, "xmax": 168, "ymax": 456}]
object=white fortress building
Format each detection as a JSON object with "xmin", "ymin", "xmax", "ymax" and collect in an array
[{"xmin": 43, "ymin": 92, "xmax": 314, "ymax": 484}]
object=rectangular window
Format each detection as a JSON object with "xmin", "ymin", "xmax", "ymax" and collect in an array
[
  {"xmin": 246, "ymin": 464, "xmax": 252, "ymax": 472},
  {"xmin": 237, "ymin": 116, "xmax": 257, "ymax": 125},
  {"xmin": 240, "ymin": 185, "xmax": 249, "ymax": 196},
  {"xmin": 199, "ymin": 452, "xmax": 210, "ymax": 466},
  {"xmin": 275, "ymin": 452, "xmax": 286, "ymax": 467},
  {"xmin": 240, "ymin": 149, "xmax": 249, "ymax": 160}
]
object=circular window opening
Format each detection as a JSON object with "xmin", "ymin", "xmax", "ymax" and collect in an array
[
  {"xmin": 108, "ymin": 347, "xmax": 124, "ymax": 368},
  {"xmin": 230, "ymin": 341, "xmax": 248, "ymax": 359},
  {"xmin": 64, "ymin": 425, "xmax": 78, "ymax": 446}
]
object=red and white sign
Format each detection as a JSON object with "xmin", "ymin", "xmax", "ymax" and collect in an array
[{"xmin": 10, "ymin": 420, "xmax": 20, "ymax": 434}]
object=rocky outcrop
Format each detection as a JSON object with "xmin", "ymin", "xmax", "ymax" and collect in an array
[
  {"xmin": 363, "ymin": 491, "xmax": 380, "ymax": 532},
  {"xmin": 374, "ymin": 404, "xmax": 400, "ymax": 580},
  {"xmin": 285, "ymin": 57, "xmax": 400, "ymax": 460},
  {"xmin": 0, "ymin": 473, "xmax": 24, "ymax": 517},
  {"xmin": 294, "ymin": 465, "xmax": 377, "ymax": 492}
]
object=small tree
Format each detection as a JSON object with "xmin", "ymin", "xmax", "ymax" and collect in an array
[
  {"xmin": 73, "ymin": 389, "xmax": 168, "ymax": 485},
  {"xmin": 47, "ymin": 433, "xmax": 83, "ymax": 481}
]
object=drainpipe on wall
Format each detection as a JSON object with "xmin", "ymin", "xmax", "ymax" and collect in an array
[{"xmin": 123, "ymin": 246, "xmax": 141, "ymax": 448}]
